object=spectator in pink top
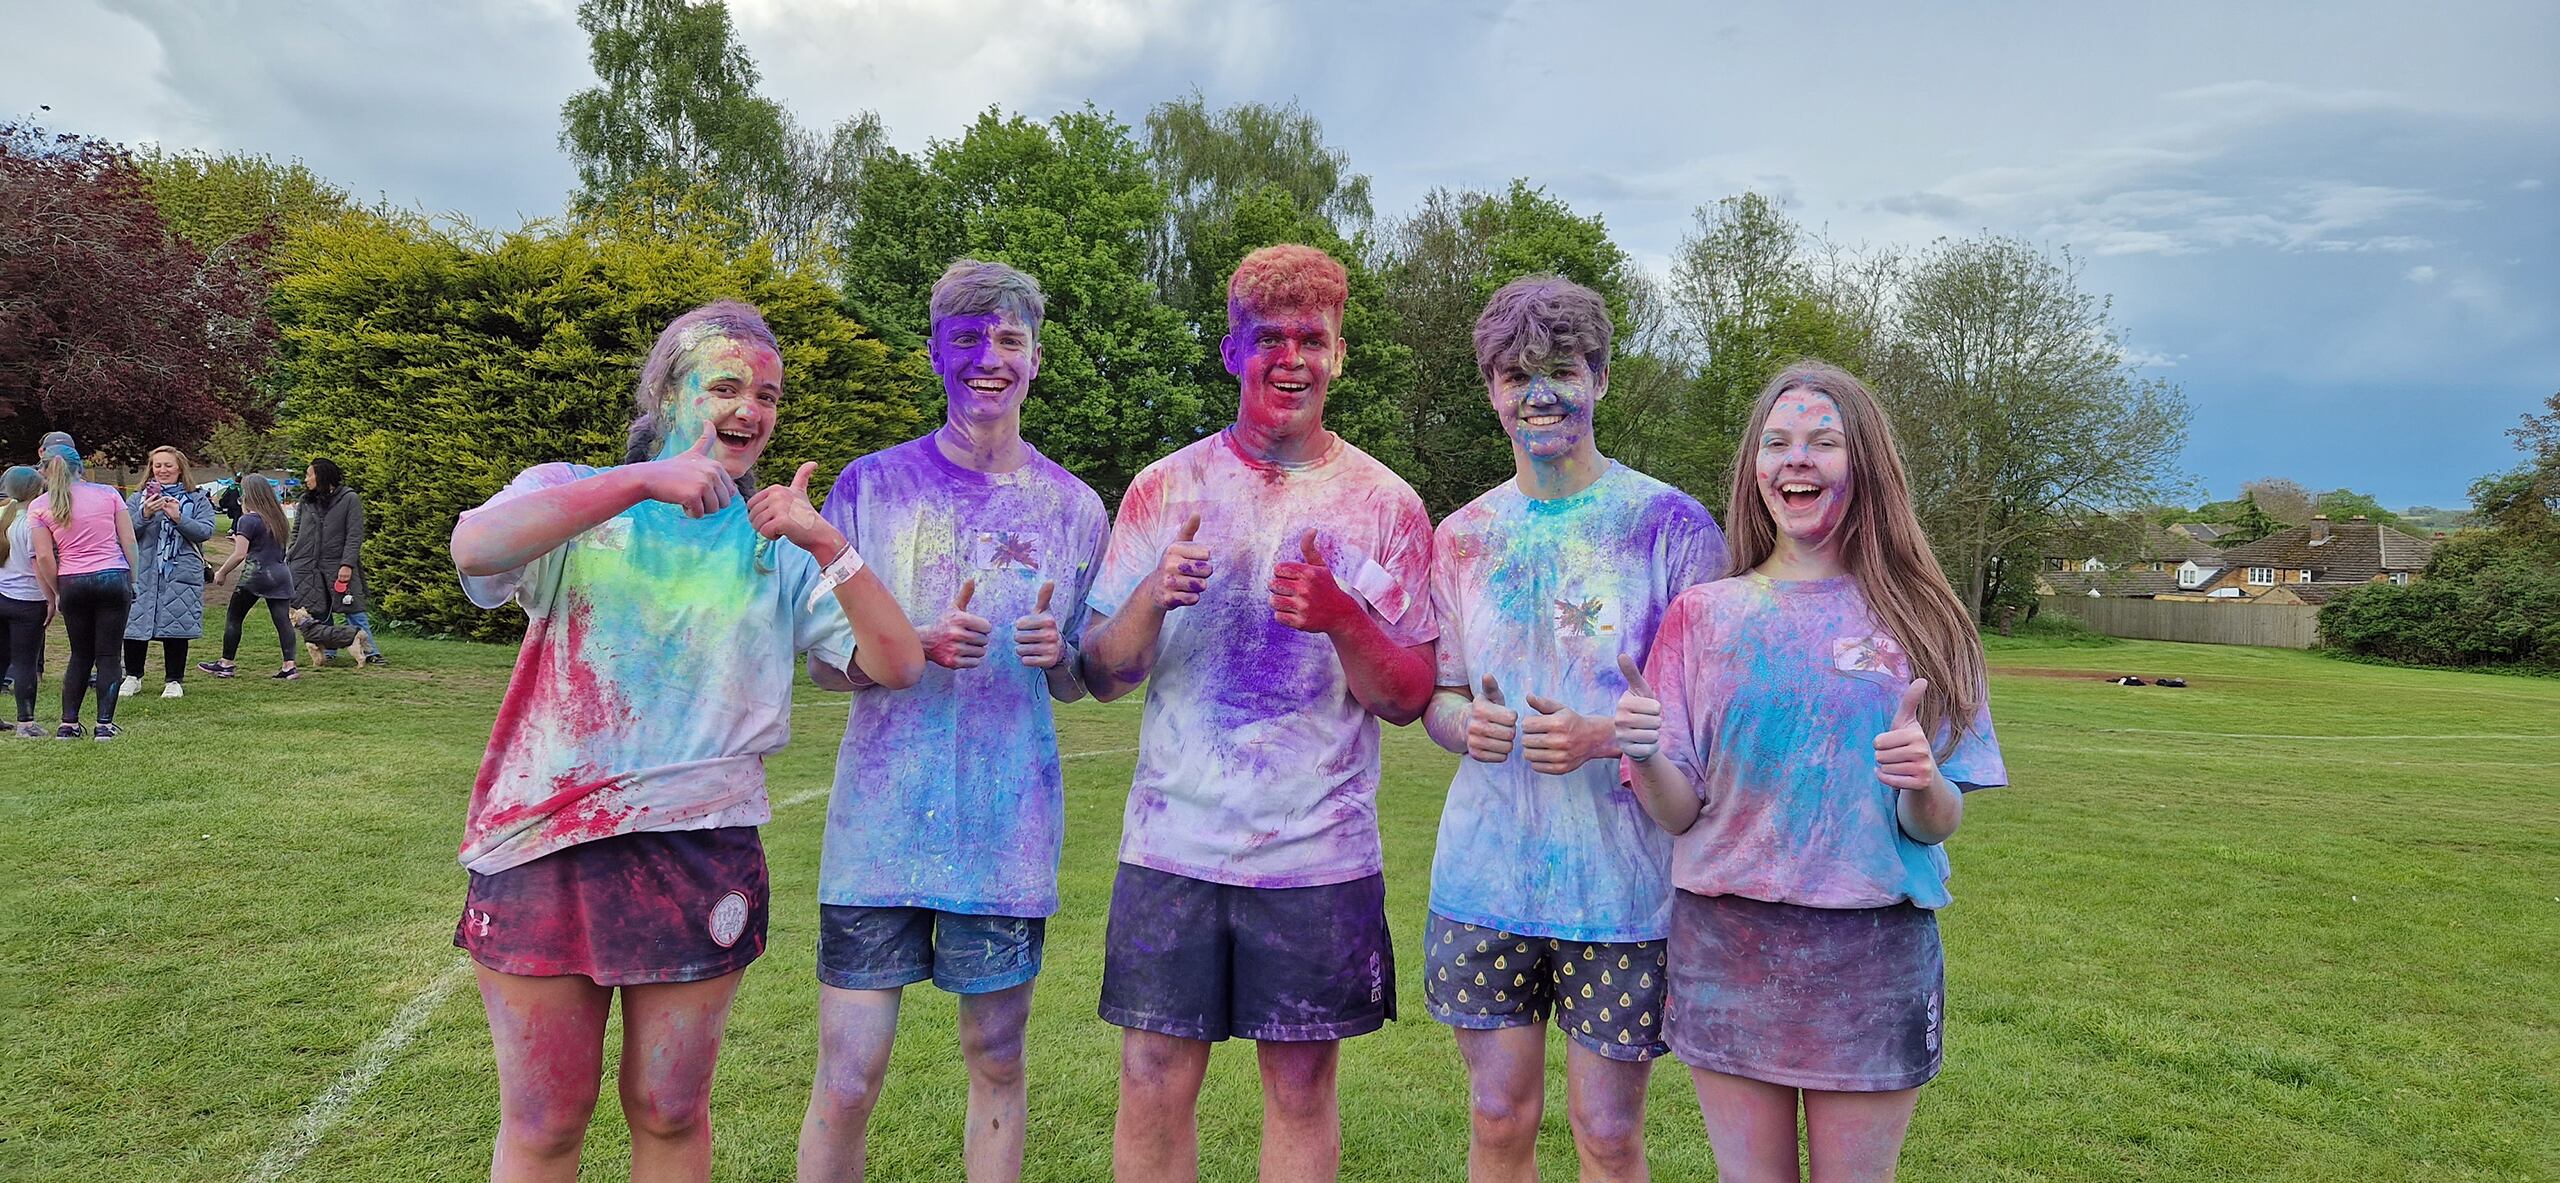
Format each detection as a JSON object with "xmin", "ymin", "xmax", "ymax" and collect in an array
[{"xmin": 29, "ymin": 441, "xmax": 140, "ymax": 740}]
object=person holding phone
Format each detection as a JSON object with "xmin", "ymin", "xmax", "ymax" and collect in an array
[{"xmin": 122, "ymin": 445, "xmax": 217, "ymax": 700}]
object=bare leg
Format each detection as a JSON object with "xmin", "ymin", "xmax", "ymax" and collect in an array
[
  {"xmin": 1801, "ymin": 1088, "xmax": 1920, "ymax": 1183},
  {"xmin": 1690, "ymin": 1067, "xmax": 1802, "ymax": 1183},
  {"xmin": 796, "ymin": 985, "xmax": 902, "ymax": 1182},
  {"xmin": 1564, "ymin": 1041, "xmax": 1653, "ymax": 1181},
  {"xmin": 1112, "ymin": 1028, "xmax": 1210, "ymax": 1183},
  {"xmin": 1453, "ymin": 1025, "xmax": 1546, "ymax": 1181},
  {"xmin": 616, "ymin": 970, "xmax": 747, "ymax": 1183},
  {"xmin": 477, "ymin": 966, "xmax": 611, "ymax": 1183},
  {"xmin": 958, "ymin": 982, "xmax": 1035, "ymax": 1183},
  {"xmin": 1256, "ymin": 1039, "xmax": 1342, "ymax": 1183}
]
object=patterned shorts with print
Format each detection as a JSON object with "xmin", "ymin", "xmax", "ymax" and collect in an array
[{"xmin": 1421, "ymin": 911, "xmax": 1670, "ymax": 1062}]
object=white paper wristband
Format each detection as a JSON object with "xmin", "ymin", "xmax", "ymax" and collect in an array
[{"xmin": 806, "ymin": 545, "xmax": 867, "ymax": 612}]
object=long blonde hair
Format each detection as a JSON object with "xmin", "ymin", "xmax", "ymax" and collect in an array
[
  {"xmin": 40, "ymin": 446, "xmax": 80, "ymax": 529},
  {"xmin": 0, "ymin": 465, "xmax": 38, "ymax": 566},
  {"xmin": 241, "ymin": 474, "xmax": 290, "ymax": 551},
  {"xmin": 1723, "ymin": 360, "xmax": 1985, "ymax": 757}
]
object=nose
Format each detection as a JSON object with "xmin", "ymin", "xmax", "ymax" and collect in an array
[{"xmin": 1276, "ymin": 340, "xmax": 1305, "ymax": 368}]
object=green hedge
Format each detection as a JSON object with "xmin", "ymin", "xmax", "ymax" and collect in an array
[
  {"xmin": 269, "ymin": 209, "xmax": 927, "ymax": 642},
  {"xmin": 2318, "ymin": 533, "xmax": 2560, "ymax": 669}
]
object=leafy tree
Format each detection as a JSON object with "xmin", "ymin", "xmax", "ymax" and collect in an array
[
  {"xmin": 1376, "ymin": 180, "xmax": 1628, "ymax": 514},
  {"xmin": 0, "ymin": 122, "xmax": 275, "ymax": 461},
  {"xmin": 2309, "ymin": 488, "xmax": 2404, "ymax": 527},
  {"xmin": 836, "ymin": 107, "xmax": 1204, "ymax": 503},
  {"xmin": 268, "ymin": 196, "xmax": 923, "ymax": 640},
  {"xmin": 559, "ymin": 0, "xmax": 871, "ymax": 268},
  {"xmin": 1877, "ymin": 235, "xmax": 2190, "ymax": 619},
  {"xmin": 1144, "ymin": 92, "xmax": 1374, "ymax": 311},
  {"xmin": 131, "ymin": 148, "xmax": 351, "ymax": 258},
  {"xmin": 2240, "ymin": 477, "xmax": 2315, "ymax": 526}
]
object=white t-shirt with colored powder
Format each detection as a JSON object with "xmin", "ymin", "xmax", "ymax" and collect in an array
[
  {"xmin": 1427, "ymin": 462, "xmax": 1726, "ymax": 942},
  {"xmin": 1088, "ymin": 430, "xmax": 1437, "ymax": 889},
  {"xmin": 454, "ymin": 463, "xmax": 855, "ymax": 876},
  {"xmin": 816, "ymin": 436, "xmax": 1109, "ymax": 917}
]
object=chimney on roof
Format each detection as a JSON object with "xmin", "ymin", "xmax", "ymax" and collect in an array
[
  {"xmin": 2434, "ymin": 531, "xmax": 2447, "ymax": 540},
  {"xmin": 2310, "ymin": 514, "xmax": 2330, "ymax": 545},
  {"xmin": 2350, "ymin": 514, "xmax": 2368, "ymax": 521}
]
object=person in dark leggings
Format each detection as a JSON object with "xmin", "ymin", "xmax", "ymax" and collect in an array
[
  {"xmin": 202, "ymin": 474, "xmax": 300, "ymax": 680},
  {"xmin": 2, "ymin": 465, "xmax": 49, "ymax": 737},
  {"xmin": 30, "ymin": 444, "xmax": 141, "ymax": 739}
]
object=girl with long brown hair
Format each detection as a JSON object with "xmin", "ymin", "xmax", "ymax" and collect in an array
[
  {"xmin": 1, "ymin": 464, "xmax": 49, "ymax": 736},
  {"xmin": 1615, "ymin": 360, "xmax": 2008, "ymax": 1179},
  {"xmin": 204, "ymin": 474, "xmax": 300, "ymax": 679}
]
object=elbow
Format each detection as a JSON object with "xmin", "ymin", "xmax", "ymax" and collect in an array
[{"xmin": 871, "ymin": 645, "xmax": 926, "ymax": 691}]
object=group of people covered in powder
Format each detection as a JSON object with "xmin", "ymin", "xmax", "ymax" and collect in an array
[{"xmin": 449, "ymin": 242, "xmax": 2006, "ymax": 1183}]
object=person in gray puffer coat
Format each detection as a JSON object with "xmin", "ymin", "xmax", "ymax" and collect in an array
[
  {"xmin": 122, "ymin": 445, "xmax": 217, "ymax": 698},
  {"xmin": 286, "ymin": 458, "xmax": 381, "ymax": 665}
]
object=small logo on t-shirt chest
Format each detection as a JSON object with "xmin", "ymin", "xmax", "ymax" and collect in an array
[{"xmin": 973, "ymin": 530, "xmax": 1042, "ymax": 572}]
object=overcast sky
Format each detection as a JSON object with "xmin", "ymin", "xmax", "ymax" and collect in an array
[{"xmin": 13, "ymin": 0, "xmax": 2555, "ymax": 510}]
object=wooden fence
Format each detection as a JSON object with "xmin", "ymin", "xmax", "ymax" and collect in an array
[{"xmin": 2040, "ymin": 596, "xmax": 2322, "ymax": 649}]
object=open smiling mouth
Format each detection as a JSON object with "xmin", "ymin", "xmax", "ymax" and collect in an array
[
  {"xmin": 1522, "ymin": 411, "xmax": 1567, "ymax": 427},
  {"xmin": 715, "ymin": 426, "xmax": 758, "ymax": 448},
  {"xmin": 1779, "ymin": 481, "xmax": 1823, "ymax": 509},
  {"xmin": 966, "ymin": 378, "xmax": 1012, "ymax": 396}
]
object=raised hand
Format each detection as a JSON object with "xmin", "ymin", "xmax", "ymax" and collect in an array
[
  {"xmin": 1269, "ymin": 529, "xmax": 1362, "ymax": 634},
  {"xmin": 747, "ymin": 461, "xmax": 844, "ymax": 557},
  {"xmin": 1614, "ymin": 652, "xmax": 1663, "ymax": 763},
  {"xmin": 1148, "ymin": 514, "xmax": 1212, "ymax": 612},
  {"xmin": 1874, "ymin": 678, "xmax": 1939, "ymax": 791},
  {"xmin": 1522, "ymin": 691, "xmax": 1610, "ymax": 776},
  {"xmin": 925, "ymin": 578, "xmax": 994, "ymax": 670},
  {"xmin": 640, "ymin": 430, "xmax": 738, "ymax": 518},
  {"xmin": 1014, "ymin": 580, "xmax": 1064, "ymax": 669},
  {"xmin": 1466, "ymin": 674, "xmax": 1519, "ymax": 763}
]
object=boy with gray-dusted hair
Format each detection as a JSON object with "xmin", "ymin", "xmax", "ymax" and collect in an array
[
  {"xmin": 797, "ymin": 259, "xmax": 1109, "ymax": 1182},
  {"xmin": 1418, "ymin": 273, "xmax": 1726, "ymax": 1179}
]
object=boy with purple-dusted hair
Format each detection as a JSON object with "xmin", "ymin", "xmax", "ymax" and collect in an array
[
  {"xmin": 796, "ymin": 258, "xmax": 1109, "ymax": 1183},
  {"xmin": 1420, "ymin": 274, "xmax": 1725, "ymax": 1180},
  {"xmin": 1082, "ymin": 243, "xmax": 1438, "ymax": 1182}
]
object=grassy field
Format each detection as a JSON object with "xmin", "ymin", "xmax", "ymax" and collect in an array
[{"xmin": 5, "ymin": 624, "xmax": 2555, "ymax": 1180}]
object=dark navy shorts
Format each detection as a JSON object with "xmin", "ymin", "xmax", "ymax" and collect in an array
[
  {"xmin": 456, "ymin": 826, "xmax": 767, "ymax": 987},
  {"xmin": 1422, "ymin": 912, "xmax": 1670, "ymax": 1062},
  {"xmin": 816, "ymin": 905, "xmax": 1044, "ymax": 995},
  {"xmin": 1098, "ymin": 863, "xmax": 1395, "ymax": 1043},
  {"xmin": 1665, "ymin": 891, "xmax": 1944, "ymax": 1092}
]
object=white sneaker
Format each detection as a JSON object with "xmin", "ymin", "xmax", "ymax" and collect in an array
[
  {"xmin": 120, "ymin": 675, "xmax": 143, "ymax": 698},
  {"xmin": 162, "ymin": 682, "xmax": 185, "ymax": 699}
]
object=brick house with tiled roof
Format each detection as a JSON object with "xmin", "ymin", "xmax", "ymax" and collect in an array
[
  {"xmin": 2038, "ymin": 520, "xmax": 2228, "ymax": 598},
  {"xmin": 2193, "ymin": 515, "xmax": 2435, "ymax": 598}
]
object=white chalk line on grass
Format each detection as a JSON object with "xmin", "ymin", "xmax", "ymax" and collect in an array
[
  {"xmin": 250, "ymin": 743, "xmax": 1141, "ymax": 1178},
  {"xmin": 2097, "ymin": 728, "xmax": 2560, "ymax": 741},
  {"xmin": 247, "ymin": 955, "xmax": 475, "ymax": 1183},
  {"xmin": 773, "ymin": 746, "xmax": 1142, "ymax": 811}
]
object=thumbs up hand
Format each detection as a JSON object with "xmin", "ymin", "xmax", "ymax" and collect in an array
[
  {"xmin": 1874, "ymin": 678, "xmax": 1938, "ymax": 791},
  {"xmin": 644, "ymin": 429, "xmax": 740, "ymax": 518},
  {"xmin": 1014, "ymin": 580, "xmax": 1064, "ymax": 669},
  {"xmin": 1521, "ymin": 690, "xmax": 1610, "ymax": 776},
  {"xmin": 1148, "ymin": 514, "xmax": 1213, "ymax": 612},
  {"xmin": 925, "ymin": 578, "xmax": 994, "ymax": 670},
  {"xmin": 748, "ymin": 460, "xmax": 840, "ymax": 550},
  {"xmin": 1465, "ymin": 674, "xmax": 1519, "ymax": 763},
  {"xmin": 1614, "ymin": 652, "xmax": 1663, "ymax": 763},
  {"xmin": 1270, "ymin": 529, "xmax": 1361, "ymax": 635}
]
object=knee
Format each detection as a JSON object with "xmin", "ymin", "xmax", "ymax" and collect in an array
[
  {"xmin": 1258, "ymin": 1049, "xmax": 1338, "ymax": 1125},
  {"xmin": 499, "ymin": 1087, "xmax": 599, "ymax": 1158},
  {"xmin": 809, "ymin": 1057, "xmax": 887, "ymax": 1124},
  {"xmin": 1469, "ymin": 1087, "xmax": 1543, "ymax": 1153},
  {"xmin": 618, "ymin": 1073, "xmax": 713, "ymax": 1141},
  {"xmin": 1568, "ymin": 1096, "xmax": 1646, "ymax": 1167},
  {"xmin": 960, "ymin": 1020, "xmax": 1026, "ymax": 1091}
]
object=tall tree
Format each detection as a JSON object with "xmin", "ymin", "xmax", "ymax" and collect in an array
[
  {"xmin": 131, "ymin": 148, "xmax": 351, "ymax": 259},
  {"xmin": 2241, "ymin": 477, "xmax": 2316, "ymax": 526},
  {"xmin": 0, "ymin": 122, "xmax": 275, "ymax": 461},
  {"xmin": 559, "ymin": 0, "xmax": 869, "ymax": 269},
  {"xmin": 1377, "ymin": 180, "xmax": 1628, "ymax": 514},
  {"xmin": 1879, "ymin": 235, "xmax": 2190, "ymax": 618},
  {"xmin": 1144, "ymin": 92, "xmax": 1374, "ymax": 312},
  {"xmin": 836, "ymin": 106, "xmax": 1206, "ymax": 503}
]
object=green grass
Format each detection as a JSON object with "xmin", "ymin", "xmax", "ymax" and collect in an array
[{"xmin": 5, "ymin": 630, "xmax": 2556, "ymax": 1180}]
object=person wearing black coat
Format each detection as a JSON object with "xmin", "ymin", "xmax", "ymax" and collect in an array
[{"xmin": 285, "ymin": 458, "xmax": 383, "ymax": 666}]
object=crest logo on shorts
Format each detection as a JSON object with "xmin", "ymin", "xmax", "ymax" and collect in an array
[
  {"xmin": 1368, "ymin": 951, "xmax": 1384, "ymax": 1003},
  {"xmin": 708, "ymin": 891, "xmax": 751, "ymax": 949},
  {"xmin": 1925, "ymin": 992, "xmax": 1942, "ymax": 1054}
]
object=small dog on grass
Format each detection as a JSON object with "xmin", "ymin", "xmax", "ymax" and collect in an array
[{"xmin": 289, "ymin": 608, "xmax": 365, "ymax": 670}]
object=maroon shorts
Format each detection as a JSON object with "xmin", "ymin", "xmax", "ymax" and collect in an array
[{"xmin": 456, "ymin": 827, "xmax": 768, "ymax": 987}]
